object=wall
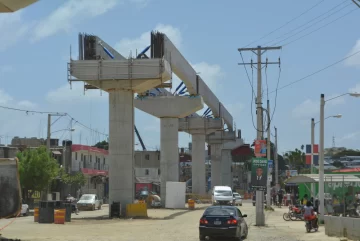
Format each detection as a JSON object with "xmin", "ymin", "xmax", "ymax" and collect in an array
[
  {"xmin": 134, "ymin": 151, "xmax": 160, "ymax": 168},
  {"xmin": 324, "ymin": 216, "xmax": 360, "ymax": 240},
  {"xmin": 0, "ymin": 147, "xmax": 19, "ymax": 158},
  {"xmin": 135, "ymin": 167, "xmax": 159, "ymax": 178}
]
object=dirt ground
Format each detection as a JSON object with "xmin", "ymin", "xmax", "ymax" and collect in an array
[{"xmin": 0, "ymin": 201, "xmax": 350, "ymax": 241}]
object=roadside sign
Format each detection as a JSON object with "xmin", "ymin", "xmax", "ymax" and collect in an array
[
  {"xmin": 254, "ymin": 140, "xmax": 267, "ymax": 157},
  {"xmin": 251, "ymin": 158, "xmax": 268, "ymax": 189}
]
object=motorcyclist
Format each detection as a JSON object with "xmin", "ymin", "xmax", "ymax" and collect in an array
[
  {"xmin": 303, "ymin": 200, "xmax": 318, "ymax": 228},
  {"xmin": 66, "ymin": 194, "xmax": 79, "ymax": 215}
]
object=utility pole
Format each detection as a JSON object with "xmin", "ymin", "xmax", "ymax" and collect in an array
[
  {"xmin": 238, "ymin": 45, "xmax": 281, "ymax": 226},
  {"xmin": 266, "ymin": 100, "xmax": 271, "ymax": 207},
  {"xmin": 311, "ymin": 118, "xmax": 315, "ymax": 195},
  {"xmin": 274, "ymin": 127, "xmax": 278, "ymax": 186},
  {"xmin": 47, "ymin": 114, "xmax": 51, "ymax": 152}
]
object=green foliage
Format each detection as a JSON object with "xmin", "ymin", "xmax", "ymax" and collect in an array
[
  {"xmin": 93, "ymin": 140, "xmax": 108, "ymax": 150},
  {"xmin": 58, "ymin": 168, "xmax": 86, "ymax": 186},
  {"xmin": 284, "ymin": 148, "xmax": 306, "ymax": 171},
  {"xmin": 17, "ymin": 146, "xmax": 59, "ymax": 193},
  {"xmin": 332, "ymin": 149, "xmax": 360, "ymax": 158},
  {"xmin": 332, "ymin": 160, "xmax": 344, "ymax": 168}
]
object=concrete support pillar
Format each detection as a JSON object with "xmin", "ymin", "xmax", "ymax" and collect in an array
[
  {"xmin": 221, "ymin": 149, "xmax": 232, "ymax": 188},
  {"xmin": 160, "ymin": 117, "xmax": 179, "ymax": 206},
  {"xmin": 210, "ymin": 144, "xmax": 222, "ymax": 189},
  {"xmin": 191, "ymin": 134, "xmax": 206, "ymax": 195},
  {"xmin": 108, "ymin": 90, "xmax": 134, "ymax": 215}
]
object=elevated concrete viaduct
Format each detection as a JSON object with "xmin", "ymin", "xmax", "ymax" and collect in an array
[
  {"xmin": 68, "ymin": 34, "xmax": 172, "ymax": 215},
  {"xmin": 0, "ymin": 0, "xmax": 37, "ymax": 12}
]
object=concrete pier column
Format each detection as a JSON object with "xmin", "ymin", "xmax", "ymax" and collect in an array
[
  {"xmin": 191, "ymin": 134, "xmax": 206, "ymax": 195},
  {"xmin": 160, "ymin": 117, "xmax": 179, "ymax": 205},
  {"xmin": 210, "ymin": 144, "xmax": 222, "ymax": 189},
  {"xmin": 221, "ymin": 149, "xmax": 232, "ymax": 188},
  {"xmin": 108, "ymin": 90, "xmax": 134, "ymax": 214}
]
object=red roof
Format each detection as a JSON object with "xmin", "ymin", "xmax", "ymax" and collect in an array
[
  {"xmin": 332, "ymin": 168, "xmax": 360, "ymax": 173},
  {"xmin": 81, "ymin": 168, "xmax": 108, "ymax": 176},
  {"xmin": 71, "ymin": 144, "xmax": 108, "ymax": 155},
  {"xmin": 231, "ymin": 144, "xmax": 253, "ymax": 156}
]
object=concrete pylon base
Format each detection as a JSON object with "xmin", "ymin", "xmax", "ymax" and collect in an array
[
  {"xmin": 108, "ymin": 90, "xmax": 134, "ymax": 215},
  {"xmin": 160, "ymin": 118, "xmax": 179, "ymax": 206},
  {"xmin": 191, "ymin": 134, "xmax": 206, "ymax": 195},
  {"xmin": 210, "ymin": 144, "xmax": 222, "ymax": 189}
]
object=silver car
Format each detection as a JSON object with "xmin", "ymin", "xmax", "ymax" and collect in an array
[
  {"xmin": 77, "ymin": 194, "xmax": 102, "ymax": 211},
  {"xmin": 233, "ymin": 192, "xmax": 243, "ymax": 206}
]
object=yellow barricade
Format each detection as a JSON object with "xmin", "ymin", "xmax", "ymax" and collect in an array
[
  {"xmin": 54, "ymin": 209, "xmax": 65, "ymax": 224},
  {"xmin": 126, "ymin": 203, "xmax": 148, "ymax": 218},
  {"xmin": 188, "ymin": 199, "xmax": 195, "ymax": 210},
  {"xmin": 34, "ymin": 208, "xmax": 39, "ymax": 222}
]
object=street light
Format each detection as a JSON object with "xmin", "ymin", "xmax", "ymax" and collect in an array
[
  {"xmin": 311, "ymin": 114, "xmax": 342, "ymax": 195},
  {"xmin": 319, "ymin": 92, "xmax": 360, "ymax": 223}
]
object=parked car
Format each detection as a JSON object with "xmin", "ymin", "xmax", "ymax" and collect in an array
[
  {"xmin": 211, "ymin": 186, "xmax": 233, "ymax": 206},
  {"xmin": 232, "ymin": 192, "xmax": 242, "ymax": 206},
  {"xmin": 77, "ymin": 194, "xmax": 102, "ymax": 211},
  {"xmin": 199, "ymin": 205, "xmax": 248, "ymax": 240}
]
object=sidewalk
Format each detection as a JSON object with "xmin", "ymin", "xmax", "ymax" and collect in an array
[{"xmin": 258, "ymin": 206, "xmax": 353, "ymax": 241}]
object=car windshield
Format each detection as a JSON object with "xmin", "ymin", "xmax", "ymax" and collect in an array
[
  {"xmin": 204, "ymin": 207, "xmax": 235, "ymax": 216},
  {"xmin": 215, "ymin": 190, "xmax": 232, "ymax": 196},
  {"xmin": 80, "ymin": 195, "xmax": 94, "ymax": 201},
  {"xmin": 234, "ymin": 194, "xmax": 241, "ymax": 197}
]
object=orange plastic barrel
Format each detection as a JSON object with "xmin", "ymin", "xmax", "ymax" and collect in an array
[
  {"xmin": 188, "ymin": 199, "xmax": 195, "ymax": 210},
  {"xmin": 34, "ymin": 208, "xmax": 39, "ymax": 222},
  {"xmin": 54, "ymin": 209, "xmax": 66, "ymax": 224}
]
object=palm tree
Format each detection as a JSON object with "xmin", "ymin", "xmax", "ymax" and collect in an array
[{"xmin": 284, "ymin": 148, "xmax": 306, "ymax": 172}]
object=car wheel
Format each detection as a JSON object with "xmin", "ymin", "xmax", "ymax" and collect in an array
[
  {"xmin": 98, "ymin": 204, "xmax": 102, "ymax": 210},
  {"xmin": 92, "ymin": 205, "xmax": 95, "ymax": 211},
  {"xmin": 240, "ymin": 204, "xmax": 242, "ymax": 206},
  {"xmin": 24, "ymin": 208, "xmax": 29, "ymax": 216},
  {"xmin": 252, "ymin": 203, "xmax": 255, "ymax": 206}
]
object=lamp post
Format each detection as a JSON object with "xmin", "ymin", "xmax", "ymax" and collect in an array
[
  {"xmin": 319, "ymin": 92, "xmax": 360, "ymax": 222},
  {"xmin": 311, "ymin": 114, "xmax": 342, "ymax": 195}
]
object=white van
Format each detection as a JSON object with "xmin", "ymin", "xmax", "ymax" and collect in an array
[{"xmin": 211, "ymin": 186, "xmax": 233, "ymax": 205}]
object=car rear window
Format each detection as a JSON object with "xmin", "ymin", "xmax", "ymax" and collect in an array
[
  {"xmin": 204, "ymin": 207, "xmax": 235, "ymax": 216},
  {"xmin": 214, "ymin": 190, "xmax": 232, "ymax": 196}
]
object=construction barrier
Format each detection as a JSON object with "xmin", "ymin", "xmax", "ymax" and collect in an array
[
  {"xmin": 126, "ymin": 203, "xmax": 147, "ymax": 218},
  {"xmin": 188, "ymin": 199, "xmax": 195, "ymax": 210},
  {"xmin": 54, "ymin": 209, "xmax": 65, "ymax": 224},
  {"xmin": 138, "ymin": 200, "xmax": 145, "ymax": 204},
  {"xmin": 34, "ymin": 208, "xmax": 39, "ymax": 222}
]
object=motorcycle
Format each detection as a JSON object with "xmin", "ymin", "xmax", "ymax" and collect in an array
[
  {"xmin": 289, "ymin": 205, "xmax": 305, "ymax": 221},
  {"xmin": 305, "ymin": 212, "xmax": 319, "ymax": 233},
  {"xmin": 65, "ymin": 198, "xmax": 79, "ymax": 215}
]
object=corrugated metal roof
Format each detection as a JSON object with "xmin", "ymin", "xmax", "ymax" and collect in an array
[{"xmin": 285, "ymin": 174, "xmax": 360, "ymax": 184}]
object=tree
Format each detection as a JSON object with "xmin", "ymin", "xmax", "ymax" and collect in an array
[
  {"xmin": 58, "ymin": 168, "xmax": 86, "ymax": 186},
  {"xmin": 93, "ymin": 140, "xmax": 108, "ymax": 150},
  {"xmin": 332, "ymin": 160, "xmax": 344, "ymax": 168},
  {"xmin": 332, "ymin": 149, "xmax": 360, "ymax": 158},
  {"xmin": 17, "ymin": 146, "xmax": 59, "ymax": 201},
  {"xmin": 284, "ymin": 148, "xmax": 306, "ymax": 172}
]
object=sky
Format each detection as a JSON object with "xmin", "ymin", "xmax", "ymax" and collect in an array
[{"xmin": 0, "ymin": 0, "xmax": 359, "ymax": 154}]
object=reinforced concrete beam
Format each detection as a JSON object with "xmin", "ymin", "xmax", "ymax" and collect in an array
[
  {"xmin": 0, "ymin": 0, "xmax": 37, "ymax": 12},
  {"xmin": 207, "ymin": 131, "xmax": 237, "ymax": 145},
  {"xmin": 134, "ymin": 96, "xmax": 204, "ymax": 118},
  {"xmin": 68, "ymin": 59, "xmax": 171, "ymax": 93},
  {"xmin": 178, "ymin": 117, "xmax": 223, "ymax": 135},
  {"xmin": 150, "ymin": 32, "xmax": 233, "ymax": 130}
]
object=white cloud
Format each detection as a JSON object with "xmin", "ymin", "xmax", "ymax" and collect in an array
[
  {"xmin": 192, "ymin": 62, "xmax": 225, "ymax": 91},
  {"xmin": 0, "ymin": 65, "xmax": 14, "ymax": 74},
  {"xmin": 0, "ymin": 89, "xmax": 13, "ymax": 104},
  {"xmin": 338, "ymin": 131, "xmax": 360, "ymax": 143},
  {"xmin": 292, "ymin": 99, "xmax": 318, "ymax": 119},
  {"xmin": 345, "ymin": 39, "xmax": 360, "ymax": 68},
  {"xmin": 46, "ymin": 82, "xmax": 108, "ymax": 103},
  {"xmin": 32, "ymin": 0, "xmax": 119, "ymax": 41},
  {"xmin": 349, "ymin": 83, "xmax": 360, "ymax": 94},
  {"xmin": 292, "ymin": 94, "xmax": 345, "ymax": 119},
  {"xmin": 115, "ymin": 23, "xmax": 182, "ymax": 57},
  {"xmin": 0, "ymin": 11, "xmax": 30, "ymax": 52},
  {"xmin": 17, "ymin": 100, "xmax": 37, "ymax": 109}
]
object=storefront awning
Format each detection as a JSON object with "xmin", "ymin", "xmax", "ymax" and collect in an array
[
  {"xmin": 81, "ymin": 168, "xmax": 108, "ymax": 176},
  {"xmin": 52, "ymin": 151, "xmax": 62, "ymax": 155}
]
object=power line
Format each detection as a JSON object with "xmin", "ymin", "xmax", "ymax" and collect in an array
[
  {"xmin": 269, "ymin": 48, "xmax": 360, "ymax": 94},
  {"xmin": 243, "ymin": 0, "xmax": 325, "ymax": 48},
  {"xmin": 282, "ymin": 6, "xmax": 359, "ymax": 47},
  {"xmin": 265, "ymin": 0, "xmax": 350, "ymax": 46},
  {"xmin": 0, "ymin": 104, "xmax": 108, "ymax": 137}
]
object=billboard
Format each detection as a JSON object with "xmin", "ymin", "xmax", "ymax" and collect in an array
[
  {"xmin": 251, "ymin": 158, "xmax": 268, "ymax": 189},
  {"xmin": 285, "ymin": 169, "xmax": 298, "ymax": 179},
  {"xmin": 254, "ymin": 140, "xmax": 267, "ymax": 157}
]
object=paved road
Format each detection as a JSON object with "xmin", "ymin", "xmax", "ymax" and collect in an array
[{"xmin": 0, "ymin": 203, "xmax": 347, "ymax": 241}]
